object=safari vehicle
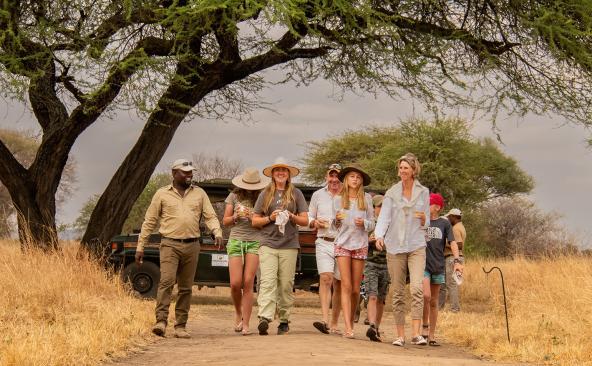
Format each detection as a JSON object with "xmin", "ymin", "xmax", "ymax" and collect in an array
[{"xmin": 108, "ymin": 181, "xmax": 321, "ymax": 298}]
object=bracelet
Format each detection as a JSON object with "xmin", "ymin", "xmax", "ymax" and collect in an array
[
  {"xmin": 453, "ymin": 258, "xmax": 462, "ymax": 264},
  {"xmin": 268, "ymin": 215, "xmax": 274, "ymax": 222}
]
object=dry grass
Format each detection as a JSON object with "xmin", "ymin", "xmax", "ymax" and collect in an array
[
  {"xmin": 438, "ymin": 256, "xmax": 592, "ymax": 365},
  {"xmin": 0, "ymin": 240, "xmax": 153, "ymax": 366}
]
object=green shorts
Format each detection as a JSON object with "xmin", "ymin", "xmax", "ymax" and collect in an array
[
  {"xmin": 424, "ymin": 271, "xmax": 445, "ymax": 285},
  {"xmin": 226, "ymin": 238, "xmax": 260, "ymax": 257}
]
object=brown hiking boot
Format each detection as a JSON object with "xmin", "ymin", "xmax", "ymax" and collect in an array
[
  {"xmin": 174, "ymin": 327, "xmax": 191, "ymax": 339},
  {"xmin": 152, "ymin": 321, "xmax": 167, "ymax": 337}
]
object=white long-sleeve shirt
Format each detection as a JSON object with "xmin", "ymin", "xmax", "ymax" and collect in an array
[
  {"xmin": 334, "ymin": 193, "xmax": 375, "ymax": 250},
  {"xmin": 374, "ymin": 180, "xmax": 430, "ymax": 254}
]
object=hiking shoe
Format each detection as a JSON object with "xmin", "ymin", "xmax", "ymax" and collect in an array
[
  {"xmin": 313, "ymin": 321, "xmax": 330, "ymax": 334},
  {"xmin": 277, "ymin": 322, "xmax": 289, "ymax": 335},
  {"xmin": 411, "ymin": 335, "xmax": 427, "ymax": 345},
  {"xmin": 174, "ymin": 327, "xmax": 191, "ymax": 339},
  {"xmin": 392, "ymin": 337, "xmax": 405, "ymax": 346},
  {"xmin": 258, "ymin": 318, "xmax": 269, "ymax": 335},
  {"xmin": 152, "ymin": 321, "xmax": 166, "ymax": 337},
  {"xmin": 366, "ymin": 324, "xmax": 381, "ymax": 342}
]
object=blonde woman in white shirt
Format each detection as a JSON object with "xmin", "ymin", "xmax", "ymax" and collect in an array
[
  {"xmin": 334, "ymin": 165, "xmax": 375, "ymax": 339},
  {"xmin": 375, "ymin": 153, "xmax": 430, "ymax": 346}
]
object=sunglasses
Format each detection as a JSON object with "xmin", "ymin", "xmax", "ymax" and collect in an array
[
  {"xmin": 179, "ymin": 161, "xmax": 193, "ymax": 166},
  {"xmin": 328, "ymin": 163, "xmax": 342, "ymax": 170}
]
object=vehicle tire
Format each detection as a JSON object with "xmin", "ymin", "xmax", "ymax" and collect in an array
[{"xmin": 122, "ymin": 262, "xmax": 160, "ymax": 299}]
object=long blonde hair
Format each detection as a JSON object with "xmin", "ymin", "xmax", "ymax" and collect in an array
[
  {"xmin": 340, "ymin": 172, "xmax": 366, "ymax": 211},
  {"xmin": 261, "ymin": 177, "xmax": 296, "ymax": 213}
]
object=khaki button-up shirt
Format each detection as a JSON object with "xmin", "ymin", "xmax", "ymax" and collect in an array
[
  {"xmin": 137, "ymin": 184, "xmax": 222, "ymax": 251},
  {"xmin": 444, "ymin": 221, "xmax": 466, "ymax": 257}
]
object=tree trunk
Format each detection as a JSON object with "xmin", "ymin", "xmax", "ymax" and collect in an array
[
  {"xmin": 80, "ymin": 117, "xmax": 182, "ymax": 256},
  {"xmin": 12, "ymin": 184, "xmax": 59, "ymax": 251},
  {"xmin": 80, "ymin": 76, "xmax": 207, "ymax": 256}
]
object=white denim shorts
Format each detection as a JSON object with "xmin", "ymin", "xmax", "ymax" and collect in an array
[{"xmin": 315, "ymin": 238, "xmax": 340, "ymax": 280}]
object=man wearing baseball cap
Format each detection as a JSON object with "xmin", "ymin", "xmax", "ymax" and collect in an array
[
  {"xmin": 136, "ymin": 158, "xmax": 223, "ymax": 338},
  {"xmin": 439, "ymin": 208, "xmax": 466, "ymax": 312},
  {"xmin": 309, "ymin": 163, "xmax": 343, "ymax": 335}
]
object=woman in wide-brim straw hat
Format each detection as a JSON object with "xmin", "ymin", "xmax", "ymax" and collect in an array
[
  {"xmin": 251, "ymin": 157, "xmax": 308, "ymax": 336},
  {"xmin": 222, "ymin": 167, "xmax": 270, "ymax": 335},
  {"xmin": 333, "ymin": 164, "xmax": 375, "ymax": 339},
  {"xmin": 374, "ymin": 153, "xmax": 430, "ymax": 346}
]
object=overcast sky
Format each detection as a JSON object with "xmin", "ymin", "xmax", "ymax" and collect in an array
[{"xmin": 2, "ymin": 72, "xmax": 591, "ymax": 247}]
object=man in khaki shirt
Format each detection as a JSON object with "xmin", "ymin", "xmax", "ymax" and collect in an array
[
  {"xmin": 135, "ymin": 158, "xmax": 223, "ymax": 338},
  {"xmin": 439, "ymin": 208, "xmax": 466, "ymax": 312}
]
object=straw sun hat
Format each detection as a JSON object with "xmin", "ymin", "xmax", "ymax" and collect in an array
[
  {"xmin": 262, "ymin": 157, "xmax": 300, "ymax": 178},
  {"xmin": 232, "ymin": 167, "xmax": 271, "ymax": 190}
]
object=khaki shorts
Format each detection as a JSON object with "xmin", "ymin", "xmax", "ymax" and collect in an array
[{"xmin": 315, "ymin": 238, "xmax": 340, "ymax": 280}]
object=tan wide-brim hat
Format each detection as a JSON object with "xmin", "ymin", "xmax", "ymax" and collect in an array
[
  {"xmin": 338, "ymin": 164, "xmax": 371, "ymax": 186},
  {"xmin": 232, "ymin": 167, "xmax": 271, "ymax": 190},
  {"xmin": 372, "ymin": 194, "xmax": 384, "ymax": 207},
  {"xmin": 263, "ymin": 157, "xmax": 300, "ymax": 178}
]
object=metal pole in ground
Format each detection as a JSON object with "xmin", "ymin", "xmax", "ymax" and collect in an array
[{"xmin": 482, "ymin": 266, "xmax": 510, "ymax": 343}]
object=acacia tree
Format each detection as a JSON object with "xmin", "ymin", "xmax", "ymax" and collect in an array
[
  {"xmin": 1, "ymin": 1, "xmax": 592, "ymax": 254},
  {"xmin": 0, "ymin": 129, "xmax": 76, "ymax": 239},
  {"xmin": 302, "ymin": 118, "xmax": 534, "ymax": 208}
]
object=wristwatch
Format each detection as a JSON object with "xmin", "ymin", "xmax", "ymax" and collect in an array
[{"xmin": 453, "ymin": 257, "xmax": 462, "ymax": 264}]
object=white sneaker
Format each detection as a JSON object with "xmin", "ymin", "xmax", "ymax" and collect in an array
[
  {"xmin": 392, "ymin": 337, "xmax": 405, "ymax": 346},
  {"xmin": 411, "ymin": 335, "xmax": 427, "ymax": 345}
]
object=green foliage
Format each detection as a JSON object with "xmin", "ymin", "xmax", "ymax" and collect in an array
[{"xmin": 302, "ymin": 118, "xmax": 534, "ymax": 209}]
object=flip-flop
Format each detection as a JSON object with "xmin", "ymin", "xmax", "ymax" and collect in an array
[
  {"xmin": 329, "ymin": 328, "xmax": 342, "ymax": 335},
  {"xmin": 313, "ymin": 321, "xmax": 330, "ymax": 334},
  {"xmin": 234, "ymin": 321, "xmax": 243, "ymax": 333},
  {"xmin": 242, "ymin": 329, "xmax": 252, "ymax": 336}
]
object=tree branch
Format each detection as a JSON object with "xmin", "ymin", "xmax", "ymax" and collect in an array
[
  {"xmin": 214, "ymin": 25, "xmax": 242, "ymax": 64},
  {"xmin": 57, "ymin": 75, "xmax": 87, "ymax": 103},
  {"xmin": 87, "ymin": 7, "xmax": 163, "ymax": 57},
  {"xmin": 0, "ymin": 139, "xmax": 29, "ymax": 196}
]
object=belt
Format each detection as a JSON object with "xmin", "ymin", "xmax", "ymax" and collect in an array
[
  {"xmin": 319, "ymin": 236, "xmax": 335, "ymax": 242},
  {"xmin": 163, "ymin": 237, "xmax": 198, "ymax": 243}
]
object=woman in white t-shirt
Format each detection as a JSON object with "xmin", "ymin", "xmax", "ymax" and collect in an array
[
  {"xmin": 334, "ymin": 165, "xmax": 375, "ymax": 339},
  {"xmin": 223, "ymin": 167, "xmax": 270, "ymax": 335}
]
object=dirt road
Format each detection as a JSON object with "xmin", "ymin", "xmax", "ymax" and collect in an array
[{"xmin": 110, "ymin": 304, "xmax": 512, "ymax": 366}]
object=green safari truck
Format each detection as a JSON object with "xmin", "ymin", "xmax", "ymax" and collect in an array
[{"xmin": 107, "ymin": 181, "xmax": 321, "ymax": 298}]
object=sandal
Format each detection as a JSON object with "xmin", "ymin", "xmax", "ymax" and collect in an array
[
  {"xmin": 329, "ymin": 328, "xmax": 342, "ymax": 335},
  {"xmin": 429, "ymin": 340, "xmax": 441, "ymax": 346},
  {"xmin": 234, "ymin": 321, "xmax": 243, "ymax": 333},
  {"xmin": 313, "ymin": 321, "xmax": 330, "ymax": 334},
  {"xmin": 241, "ymin": 328, "xmax": 252, "ymax": 336},
  {"xmin": 342, "ymin": 331, "xmax": 355, "ymax": 339}
]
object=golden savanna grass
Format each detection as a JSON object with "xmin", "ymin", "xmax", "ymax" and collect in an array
[
  {"xmin": 438, "ymin": 256, "xmax": 592, "ymax": 365},
  {"xmin": 0, "ymin": 240, "xmax": 153, "ymax": 366}
]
